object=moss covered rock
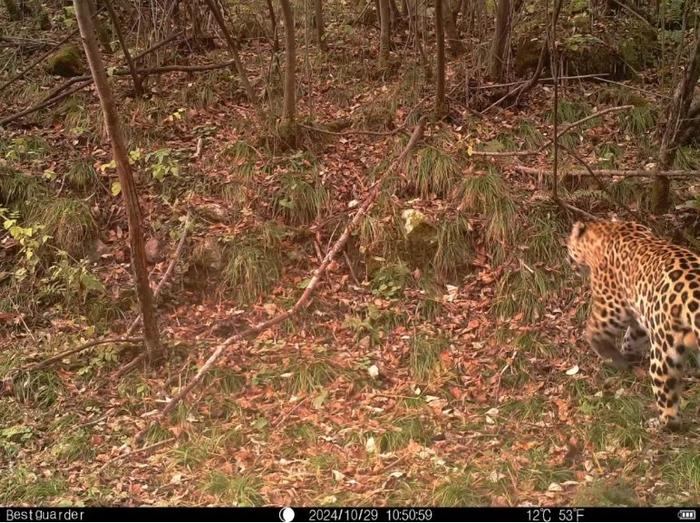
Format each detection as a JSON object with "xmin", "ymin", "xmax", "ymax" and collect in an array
[{"xmin": 46, "ymin": 45, "xmax": 84, "ymax": 78}]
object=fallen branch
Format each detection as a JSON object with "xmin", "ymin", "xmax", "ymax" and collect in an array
[
  {"xmin": 539, "ymin": 105, "xmax": 634, "ymax": 151},
  {"xmin": 513, "ymin": 165, "xmax": 700, "ymax": 178},
  {"xmin": 468, "ymin": 150, "xmax": 540, "ymax": 157},
  {"xmin": 474, "ymin": 73, "xmax": 608, "ymax": 90},
  {"xmin": 299, "ymin": 122, "xmax": 407, "ymax": 137},
  {"xmin": 152, "ymin": 117, "xmax": 427, "ymax": 423},
  {"xmin": 558, "ymin": 143, "xmax": 642, "ymax": 222},
  {"xmin": 25, "ymin": 337, "xmax": 143, "ymax": 371}
]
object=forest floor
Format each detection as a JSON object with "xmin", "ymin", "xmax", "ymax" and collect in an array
[{"xmin": 2, "ymin": 13, "xmax": 700, "ymax": 507}]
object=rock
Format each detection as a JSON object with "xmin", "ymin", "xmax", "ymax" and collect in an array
[
  {"xmin": 145, "ymin": 237, "xmax": 162, "ymax": 263},
  {"xmin": 46, "ymin": 45, "xmax": 84, "ymax": 78},
  {"xmin": 401, "ymin": 209, "xmax": 437, "ymax": 267}
]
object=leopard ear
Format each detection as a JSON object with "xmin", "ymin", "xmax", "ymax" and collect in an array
[{"xmin": 571, "ymin": 221, "xmax": 587, "ymax": 239}]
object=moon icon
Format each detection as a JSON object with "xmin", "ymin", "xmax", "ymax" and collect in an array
[{"xmin": 279, "ymin": 506, "xmax": 295, "ymax": 522}]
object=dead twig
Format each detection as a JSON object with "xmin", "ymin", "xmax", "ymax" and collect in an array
[
  {"xmin": 98, "ymin": 437, "xmax": 175, "ymax": 472},
  {"xmin": 343, "ymin": 250, "xmax": 361, "ymax": 286},
  {"xmin": 25, "ymin": 337, "xmax": 143, "ymax": 371},
  {"xmin": 559, "ymin": 143, "xmax": 643, "ymax": 222},
  {"xmin": 539, "ymin": 105, "xmax": 634, "ymax": 152},
  {"xmin": 143, "ymin": 117, "xmax": 427, "ymax": 432},
  {"xmin": 474, "ymin": 73, "xmax": 608, "ymax": 90},
  {"xmin": 299, "ymin": 122, "xmax": 407, "ymax": 137},
  {"xmin": 512, "ymin": 165, "xmax": 700, "ymax": 178}
]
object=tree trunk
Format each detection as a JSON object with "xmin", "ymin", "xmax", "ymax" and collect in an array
[
  {"xmin": 378, "ymin": 0, "xmax": 391, "ymax": 68},
  {"xmin": 73, "ymin": 0, "xmax": 161, "ymax": 362},
  {"xmin": 104, "ymin": 0, "xmax": 142, "ymax": 96},
  {"xmin": 313, "ymin": 0, "xmax": 327, "ymax": 51},
  {"xmin": 489, "ymin": 0, "xmax": 511, "ymax": 81},
  {"xmin": 652, "ymin": 27, "xmax": 700, "ymax": 214},
  {"xmin": 442, "ymin": 0, "xmax": 464, "ymax": 55},
  {"xmin": 87, "ymin": 0, "xmax": 112, "ymax": 54},
  {"xmin": 202, "ymin": 0, "xmax": 258, "ymax": 105},
  {"xmin": 279, "ymin": 0, "xmax": 297, "ymax": 142},
  {"xmin": 435, "ymin": 0, "xmax": 446, "ymax": 117},
  {"xmin": 266, "ymin": 0, "xmax": 280, "ymax": 53}
]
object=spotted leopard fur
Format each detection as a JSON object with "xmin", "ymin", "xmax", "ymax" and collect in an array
[{"xmin": 567, "ymin": 219, "xmax": 700, "ymax": 430}]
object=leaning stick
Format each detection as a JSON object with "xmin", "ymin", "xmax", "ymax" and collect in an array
[{"xmin": 156, "ymin": 117, "xmax": 427, "ymax": 419}]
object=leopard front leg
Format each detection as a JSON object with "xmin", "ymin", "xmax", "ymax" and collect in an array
[{"xmin": 585, "ymin": 303, "xmax": 631, "ymax": 370}]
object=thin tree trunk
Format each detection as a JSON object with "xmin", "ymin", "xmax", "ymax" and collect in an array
[
  {"xmin": 489, "ymin": 0, "xmax": 511, "ymax": 81},
  {"xmin": 104, "ymin": 0, "xmax": 142, "ymax": 96},
  {"xmin": 279, "ymin": 0, "xmax": 297, "ymax": 140},
  {"xmin": 652, "ymin": 26, "xmax": 700, "ymax": 214},
  {"xmin": 203, "ymin": 0, "xmax": 257, "ymax": 105},
  {"xmin": 379, "ymin": 0, "xmax": 391, "ymax": 68},
  {"xmin": 87, "ymin": 0, "xmax": 112, "ymax": 54},
  {"xmin": 435, "ymin": 0, "xmax": 446, "ymax": 117},
  {"xmin": 73, "ymin": 0, "xmax": 161, "ymax": 362},
  {"xmin": 266, "ymin": 0, "xmax": 280, "ymax": 53},
  {"xmin": 442, "ymin": 0, "xmax": 464, "ymax": 55},
  {"xmin": 313, "ymin": 0, "xmax": 327, "ymax": 50}
]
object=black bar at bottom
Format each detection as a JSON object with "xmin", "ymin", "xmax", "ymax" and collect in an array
[{"xmin": 1, "ymin": 506, "xmax": 698, "ymax": 522}]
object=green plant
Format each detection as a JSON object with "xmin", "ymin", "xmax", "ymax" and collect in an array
[
  {"xmin": 380, "ymin": 416, "xmax": 433, "ymax": 452},
  {"xmin": 620, "ymin": 106, "xmax": 655, "ymax": 136},
  {"xmin": 220, "ymin": 224, "xmax": 284, "ymax": 303},
  {"xmin": 596, "ymin": 143, "xmax": 622, "ymax": 169},
  {"xmin": 33, "ymin": 198, "xmax": 97, "ymax": 258},
  {"xmin": 459, "ymin": 169, "xmax": 516, "ymax": 262},
  {"xmin": 41, "ymin": 257, "xmax": 105, "ymax": 308},
  {"xmin": 274, "ymin": 173, "xmax": 328, "ymax": 225},
  {"xmin": 371, "ymin": 261, "xmax": 411, "ymax": 298},
  {"xmin": 409, "ymin": 333, "xmax": 449, "ymax": 382},
  {"xmin": 3, "ymin": 136, "xmax": 46, "ymax": 163},
  {"xmin": 405, "ymin": 146, "xmax": 461, "ymax": 197},
  {"xmin": 433, "ymin": 214, "xmax": 472, "ymax": 279},
  {"xmin": 146, "ymin": 148, "xmax": 180, "ymax": 182},
  {"xmin": 204, "ymin": 471, "xmax": 263, "ymax": 506},
  {"xmin": 66, "ymin": 161, "xmax": 97, "ymax": 193},
  {"xmin": 344, "ymin": 304, "xmax": 407, "ymax": 346},
  {"xmin": 517, "ymin": 120, "xmax": 544, "ymax": 148},
  {"xmin": 0, "ymin": 207, "xmax": 51, "ymax": 281}
]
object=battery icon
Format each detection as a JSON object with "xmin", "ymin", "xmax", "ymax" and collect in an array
[{"xmin": 679, "ymin": 509, "xmax": 696, "ymax": 520}]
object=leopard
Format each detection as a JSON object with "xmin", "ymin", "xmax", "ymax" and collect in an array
[{"xmin": 567, "ymin": 219, "xmax": 700, "ymax": 430}]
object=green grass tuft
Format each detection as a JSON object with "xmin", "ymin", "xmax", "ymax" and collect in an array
[
  {"xmin": 34, "ymin": 198, "xmax": 97, "ymax": 258},
  {"xmin": 204, "ymin": 471, "xmax": 263, "ymax": 506},
  {"xmin": 406, "ymin": 147, "xmax": 461, "ymax": 197},
  {"xmin": 433, "ymin": 214, "xmax": 472, "ymax": 279},
  {"xmin": 220, "ymin": 224, "xmax": 284, "ymax": 304},
  {"xmin": 380, "ymin": 416, "xmax": 434, "ymax": 452},
  {"xmin": 274, "ymin": 172, "xmax": 328, "ymax": 225},
  {"xmin": 432, "ymin": 472, "xmax": 490, "ymax": 505},
  {"xmin": 459, "ymin": 169, "xmax": 516, "ymax": 262},
  {"xmin": 409, "ymin": 334, "xmax": 449, "ymax": 382}
]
